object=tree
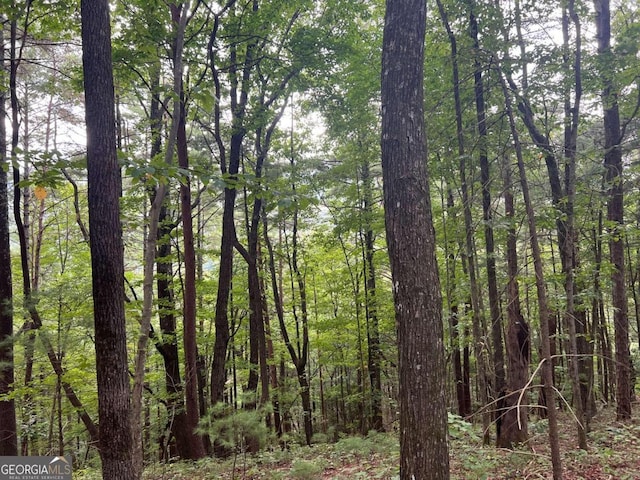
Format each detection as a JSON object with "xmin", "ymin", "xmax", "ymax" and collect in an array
[
  {"xmin": 361, "ymin": 157, "xmax": 384, "ymax": 432},
  {"xmin": 0, "ymin": 21, "xmax": 18, "ymax": 457},
  {"xmin": 467, "ymin": 0, "xmax": 505, "ymax": 411},
  {"xmin": 434, "ymin": 0, "xmax": 472, "ymax": 419},
  {"xmin": 207, "ymin": 0, "xmax": 309, "ymax": 413},
  {"xmin": 208, "ymin": 0, "xmax": 257, "ymax": 408},
  {"xmin": 381, "ymin": 0, "xmax": 449, "ymax": 477},
  {"xmin": 312, "ymin": 12, "xmax": 387, "ymax": 430},
  {"xmin": 7, "ymin": 1, "xmax": 99, "ymax": 452},
  {"xmin": 497, "ymin": 134, "xmax": 530, "ymax": 449},
  {"xmin": 499, "ymin": 69, "xmax": 563, "ymax": 479},
  {"xmin": 80, "ymin": 0, "xmax": 135, "ymax": 477},
  {"xmin": 560, "ymin": 0, "xmax": 588, "ymax": 447},
  {"xmin": 171, "ymin": 0, "xmax": 207, "ymax": 459},
  {"xmin": 263, "ymin": 166, "xmax": 314, "ymax": 445},
  {"xmin": 500, "ymin": 0, "xmax": 594, "ymax": 427},
  {"xmin": 594, "ymin": 0, "xmax": 632, "ymax": 421}
]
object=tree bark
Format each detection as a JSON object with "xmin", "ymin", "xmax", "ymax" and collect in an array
[
  {"xmin": 468, "ymin": 3, "xmax": 505, "ymax": 404},
  {"xmin": 561, "ymin": 2, "xmax": 588, "ymax": 446},
  {"xmin": 496, "ymin": 152, "xmax": 529, "ymax": 448},
  {"xmin": 177, "ymin": 88, "xmax": 207, "ymax": 461},
  {"xmin": 361, "ymin": 159, "xmax": 384, "ymax": 431},
  {"xmin": 381, "ymin": 0, "xmax": 449, "ymax": 477},
  {"xmin": 263, "ymin": 210, "xmax": 312, "ymax": 445},
  {"xmin": 209, "ymin": 1, "xmax": 259, "ymax": 407},
  {"xmin": 154, "ymin": 206, "xmax": 193, "ymax": 460},
  {"xmin": 435, "ymin": 0, "xmax": 489, "ymax": 442},
  {"xmin": 9, "ymin": 5, "xmax": 99, "ymax": 450},
  {"xmin": 239, "ymin": 93, "xmax": 289, "ymax": 413},
  {"xmin": 290, "ymin": 207, "xmax": 313, "ymax": 445},
  {"xmin": 145, "ymin": 58, "xmax": 193, "ymax": 461},
  {"xmin": 593, "ymin": 0, "xmax": 632, "ymax": 421},
  {"xmin": 0, "ymin": 22, "xmax": 18, "ymax": 457},
  {"xmin": 81, "ymin": 1, "xmax": 135, "ymax": 477},
  {"xmin": 499, "ymin": 70, "xmax": 563, "ymax": 479},
  {"xmin": 435, "ymin": 0, "xmax": 471, "ymax": 418},
  {"xmin": 262, "ymin": 212, "xmax": 283, "ymax": 436},
  {"xmin": 444, "ymin": 187, "xmax": 468, "ymax": 418},
  {"xmin": 506, "ymin": 4, "xmax": 592, "ymax": 416}
]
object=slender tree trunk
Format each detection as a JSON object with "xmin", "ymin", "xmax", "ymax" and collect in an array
[
  {"xmin": 496, "ymin": 152, "xmax": 529, "ymax": 448},
  {"xmin": 20, "ymin": 84, "xmax": 39, "ymax": 457},
  {"xmin": 445, "ymin": 187, "xmax": 467, "ymax": 418},
  {"xmin": 130, "ymin": 2, "xmax": 196, "ymax": 469},
  {"xmin": 243, "ymin": 235, "xmax": 263, "ymax": 408},
  {"xmin": 290, "ymin": 208, "xmax": 313, "ymax": 445},
  {"xmin": 262, "ymin": 212, "xmax": 282, "ymax": 436},
  {"xmin": 463, "ymin": 324, "xmax": 472, "ymax": 413},
  {"xmin": 10, "ymin": 9, "xmax": 36, "ymax": 457},
  {"xmin": 0, "ymin": 22, "xmax": 18, "ymax": 457},
  {"xmin": 263, "ymin": 210, "xmax": 312, "ymax": 445},
  {"xmin": 381, "ymin": 0, "xmax": 449, "ymax": 476},
  {"xmin": 594, "ymin": 0, "xmax": 632, "ymax": 421},
  {"xmin": 81, "ymin": 0, "xmax": 135, "ymax": 477},
  {"xmin": 594, "ymin": 202, "xmax": 614, "ymax": 404},
  {"xmin": 362, "ymin": 158, "xmax": 383, "ymax": 431},
  {"xmin": 468, "ymin": 4, "xmax": 504, "ymax": 403},
  {"xmin": 506, "ymin": 1, "xmax": 592, "ymax": 417},
  {"xmin": 436, "ymin": 0, "xmax": 489, "ymax": 440},
  {"xmin": 239, "ymin": 101, "xmax": 288, "ymax": 412},
  {"xmin": 155, "ymin": 207, "xmax": 193, "ymax": 460},
  {"xmin": 171, "ymin": 2, "xmax": 206, "ymax": 456},
  {"xmin": 561, "ymin": 2, "xmax": 588, "ymax": 447},
  {"xmin": 592, "ymin": 213, "xmax": 611, "ymax": 404},
  {"xmin": 141, "ymin": 57, "xmax": 193, "ymax": 460},
  {"xmin": 177, "ymin": 88, "xmax": 207, "ymax": 460},
  {"xmin": 9, "ymin": 6, "xmax": 99, "ymax": 450},
  {"xmin": 499, "ymin": 70, "xmax": 563, "ymax": 479},
  {"xmin": 210, "ymin": 192, "xmax": 234, "ymax": 406},
  {"xmin": 209, "ymin": 8, "xmax": 258, "ymax": 406},
  {"xmin": 144, "ymin": 58, "xmax": 193, "ymax": 461}
]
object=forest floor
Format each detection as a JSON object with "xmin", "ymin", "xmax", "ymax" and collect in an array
[{"xmin": 100, "ymin": 407, "xmax": 640, "ymax": 479}]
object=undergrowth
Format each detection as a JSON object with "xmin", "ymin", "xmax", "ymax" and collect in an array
[{"xmin": 73, "ymin": 408, "xmax": 640, "ymax": 479}]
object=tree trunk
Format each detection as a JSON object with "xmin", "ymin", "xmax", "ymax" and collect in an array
[
  {"xmin": 131, "ymin": 2, "xmax": 198, "ymax": 468},
  {"xmin": 10, "ymin": 9, "xmax": 36, "ymax": 457},
  {"xmin": 496, "ymin": 152, "xmax": 529, "ymax": 448},
  {"xmin": 436, "ymin": 0, "xmax": 489, "ymax": 439},
  {"xmin": 154, "ymin": 207, "xmax": 193, "ymax": 460},
  {"xmin": 9, "ymin": 6, "xmax": 99, "ymax": 451},
  {"xmin": 239, "ymin": 100, "xmax": 289, "ymax": 412},
  {"xmin": 361, "ymin": 158, "xmax": 384, "ymax": 432},
  {"xmin": 445, "ymin": 187, "xmax": 468, "ymax": 418},
  {"xmin": 593, "ymin": 0, "xmax": 632, "ymax": 422},
  {"xmin": 0, "ymin": 23, "xmax": 18, "ymax": 457},
  {"xmin": 507, "ymin": 2, "xmax": 593, "ymax": 418},
  {"xmin": 468, "ymin": 4, "xmax": 505, "ymax": 404},
  {"xmin": 381, "ymin": 0, "xmax": 449, "ymax": 477},
  {"xmin": 145, "ymin": 57, "xmax": 193, "ymax": 461},
  {"xmin": 262, "ymin": 212, "xmax": 283, "ymax": 436},
  {"xmin": 177, "ymin": 104, "xmax": 207, "ymax": 457},
  {"xmin": 561, "ymin": 2, "xmax": 588, "ymax": 447},
  {"xmin": 290, "ymin": 208, "xmax": 313, "ymax": 445},
  {"xmin": 263, "ymin": 210, "xmax": 312, "ymax": 445},
  {"xmin": 592, "ymin": 213, "xmax": 612, "ymax": 405},
  {"xmin": 172, "ymin": 1, "xmax": 206, "ymax": 456},
  {"xmin": 81, "ymin": 1, "xmax": 135, "ymax": 477},
  {"xmin": 209, "ymin": 4, "xmax": 259, "ymax": 406},
  {"xmin": 499, "ymin": 70, "xmax": 563, "ymax": 479}
]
